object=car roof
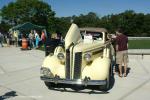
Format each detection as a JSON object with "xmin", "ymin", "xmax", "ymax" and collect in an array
[{"xmin": 79, "ymin": 27, "xmax": 107, "ymax": 33}]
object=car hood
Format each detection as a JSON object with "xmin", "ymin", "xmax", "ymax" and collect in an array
[
  {"xmin": 65, "ymin": 24, "xmax": 82, "ymax": 49},
  {"xmin": 73, "ymin": 41, "xmax": 105, "ymax": 52}
]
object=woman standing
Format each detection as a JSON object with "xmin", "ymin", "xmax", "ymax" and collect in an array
[{"xmin": 34, "ymin": 30, "xmax": 40, "ymax": 48}]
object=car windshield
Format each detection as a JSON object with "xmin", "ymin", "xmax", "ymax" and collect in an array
[{"xmin": 80, "ymin": 31, "xmax": 103, "ymax": 40}]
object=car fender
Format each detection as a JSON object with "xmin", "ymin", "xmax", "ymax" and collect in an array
[
  {"xmin": 82, "ymin": 57, "xmax": 110, "ymax": 80},
  {"xmin": 42, "ymin": 56, "xmax": 65, "ymax": 78}
]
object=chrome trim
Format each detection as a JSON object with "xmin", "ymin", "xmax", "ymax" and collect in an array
[
  {"xmin": 40, "ymin": 76, "xmax": 106, "ymax": 86},
  {"xmin": 65, "ymin": 49, "xmax": 71, "ymax": 79},
  {"xmin": 73, "ymin": 52, "xmax": 82, "ymax": 79}
]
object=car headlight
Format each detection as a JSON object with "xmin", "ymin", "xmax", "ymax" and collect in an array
[
  {"xmin": 84, "ymin": 52, "xmax": 92, "ymax": 62},
  {"xmin": 57, "ymin": 53, "xmax": 65, "ymax": 61},
  {"xmin": 40, "ymin": 67, "xmax": 54, "ymax": 77}
]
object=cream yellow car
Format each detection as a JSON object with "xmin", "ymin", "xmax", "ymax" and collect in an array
[{"xmin": 40, "ymin": 24, "xmax": 115, "ymax": 91}]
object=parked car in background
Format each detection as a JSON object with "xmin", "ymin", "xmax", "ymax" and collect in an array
[{"xmin": 40, "ymin": 24, "xmax": 115, "ymax": 91}]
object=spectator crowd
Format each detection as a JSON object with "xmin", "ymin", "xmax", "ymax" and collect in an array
[{"xmin": 0, "ymin": 29, "xmax": 47, "ymax": 49}]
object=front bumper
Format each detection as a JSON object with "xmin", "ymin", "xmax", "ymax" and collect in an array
[{"xmin": 40, "ymin": 76, "xmax": 106, "ymax": 86}]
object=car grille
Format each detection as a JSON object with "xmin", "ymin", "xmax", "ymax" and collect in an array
[
  {"xmin": 73, "ymin": 52, "xmax": 82, "ymax": 79},
  {"xmin": 65, "ymin": 49, "xmax": 71, "ymax": 79}
]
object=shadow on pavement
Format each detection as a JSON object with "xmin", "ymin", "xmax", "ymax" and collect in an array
[
  {"xmin": 114, "ymin": 64, "xmax": 131, "ymax": 77},
  {"xmin": 126, "ymin": 67, "xmax": 131, "ymax": 76},
  {"xmin": 0, "ymin": 91, "xmax": 18, "ymax": 100},
  {"xmin": 49, "ymin": 87, "xmax": 109, "ymax": 94}
]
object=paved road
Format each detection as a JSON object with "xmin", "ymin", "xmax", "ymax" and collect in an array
[{"xmin": 0, "ymin": 47, "xmax": 150, "ymax": 100}]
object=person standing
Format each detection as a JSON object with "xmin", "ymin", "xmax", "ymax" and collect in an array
[
  {"xmin": 0, "ymin": 32, "xmax": 4, "ymax": 47},
  {"xmin": 13, "ymin": 30, "xmax": 19, "ymax": 47},
  {"xmin": 115, "ymin": 28, "xmax": 128, "ymax": 77},
  {"xmin": 41, "ymin": 30, "xmax": 47, "ymax": 50},
  {"xmin": 28, "ymin": 30, "xmax": 35, "ymax": 49},
  {"xmin": 6, "ymin": 33, "xmax": 11, "ymax": 47},
  {"xmin": 41, "ymin": 30, "xmax": 46, "ymax": 45},
  {"xmin": 34, "ymin": 30, "xmax": 40, "ymax": 48}
]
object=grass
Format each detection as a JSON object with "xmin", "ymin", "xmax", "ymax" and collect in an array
[
  {"xmin": 38, "ymin": 40, "xmax": 150, "ymax": 50},
  {"xmin": 128, "ymin": 40, "xmax": 150, "ymax": 49}
]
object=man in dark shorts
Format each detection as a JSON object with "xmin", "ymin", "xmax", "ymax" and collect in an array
[{"xmin": 115, "ymin": 28, "xmax": 128, "ymax": 77}]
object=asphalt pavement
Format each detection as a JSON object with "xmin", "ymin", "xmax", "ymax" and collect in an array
[{"xmin": 0, "ymin": 46, "xmax": 150, "ymax": 100}]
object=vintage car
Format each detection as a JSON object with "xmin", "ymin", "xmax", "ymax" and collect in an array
[{"xmin": 40, "ymin": 24, "xmax": 115, "ymax": 91}]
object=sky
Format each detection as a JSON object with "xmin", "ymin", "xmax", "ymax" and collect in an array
[{"xmin": 0, "ymin": 0, "xmax": 150, "ymax": 17}]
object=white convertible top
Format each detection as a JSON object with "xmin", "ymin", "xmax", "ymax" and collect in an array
[{"xmin": 79, "ymin": 27, "xmax": 107, "ymax": 33}]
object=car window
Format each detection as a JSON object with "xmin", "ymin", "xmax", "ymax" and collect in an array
[
  {"xmin": 80, "ymin": 31, "xmax": 86, "ymax": 39},
  {"xmin": 80, "ymin": 31, "xmax": 103, "ymax": 40},
  {"xmin": 80, "ymin": 30, "xmax": 104, "ymax": 42},
  {"xmin": 87, "ymin": 31, "xmax": 103, "ymax": 40}
]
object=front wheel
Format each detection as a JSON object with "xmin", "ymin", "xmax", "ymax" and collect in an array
[
  {"xmin": 99, "ymin": 75, "xmax": 110, "ymax": 91},
  {"xmin": 99, "ymin": 65, "xmax": 112, "ymax": 91}
]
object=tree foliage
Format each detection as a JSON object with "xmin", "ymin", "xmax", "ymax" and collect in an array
[
  {"xmin": 72, "ymin": 10, "xmax": 150, "ymax": 36},
  {"xmin": 0, "ymin": 0, "xmax": 55, "ymax": 31},
  {"xmin": 0, "ymin": 0, "xmax": 150, "ymax": 37},
  {"xmin": 73, "ymin": 12, "xmax": 100, "ymax": 27}
]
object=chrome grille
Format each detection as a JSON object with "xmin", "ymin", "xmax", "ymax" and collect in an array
[
  {"xmin": 65, "ymin": 49, "xmax": 71, "ymax": 79},
  {"xmin": 73, "ymin": 52, "xmax": 82, "ymax": 79}
]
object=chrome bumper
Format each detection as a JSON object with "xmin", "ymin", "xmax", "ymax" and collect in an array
[{"xmin": 40, "ymin": 76, "xmax": 106, "ymax": 86}]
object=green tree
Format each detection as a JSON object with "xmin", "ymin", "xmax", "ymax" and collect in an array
[
  {"xmin": 48, "ymin": 17, "xmax": 71, "ymax": 36},
  {"xmin": 73, "ymin": 12, "xmax": 100, "ymax": 27},
  {"xmin": 143, "ymin": 14, "xmax": 150, "ymax": 36},
  {"xmin": 0, "ymin": 21, "xmax": 11, "ymax": 33},
  {"xmin": 0, "ymin": 0, "xmax": 55, "ymax": 30}
]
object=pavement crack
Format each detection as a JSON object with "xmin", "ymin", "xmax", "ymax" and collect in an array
[
  {"xmin": 0, "ymin": 65, "xmax": 7, "ymax": 73},
  {"xmin": 118, "ymin": 77, "xmax": 150, "ymax": 100},
  {"xmin": 1, "ymin": 65, "xmax": 40, "ymax": 75},
  {"xmin": 137, "ymin": 59, "xmax": 149, "ymax": 74}
]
